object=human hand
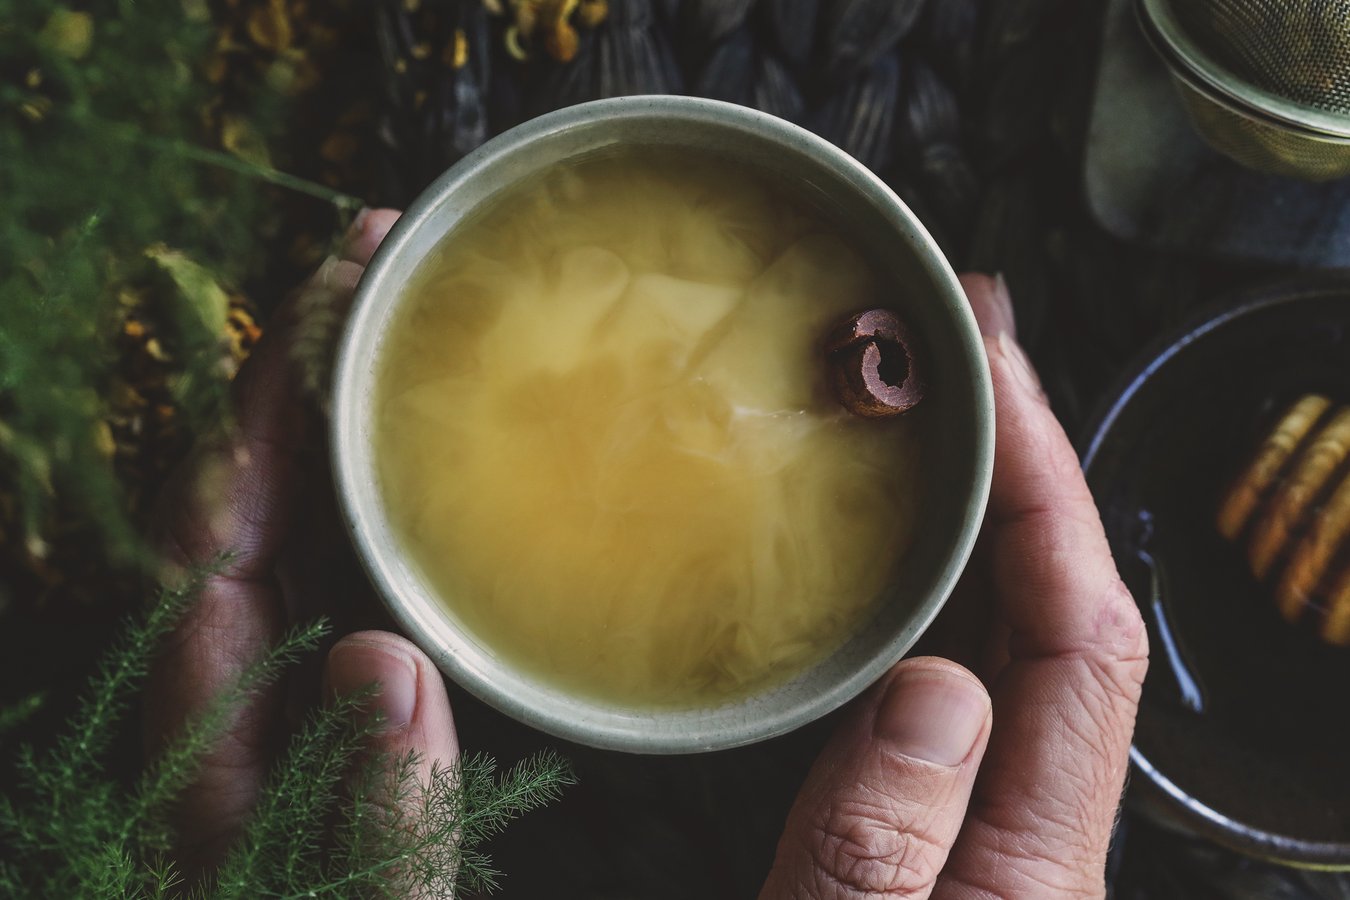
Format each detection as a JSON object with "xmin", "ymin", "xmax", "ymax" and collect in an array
[
  {"xmin": 144, "ymin": 209, "xmax": 462, "ymax": 872},
  {"xmin": 759, "ymin": 274, "xmax": 1149, "ymax": 899}
]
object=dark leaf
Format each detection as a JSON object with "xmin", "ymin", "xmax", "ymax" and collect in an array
[
  {"xmin": 977, "ymin": 47, "xmax": 1056, "ymax": 166},
  {"xmin": 916, "ymin": 141, "xmax": 980, "ymax": 246},
  {"xmin": 655, "ymin": 0, "xmax": 682, "ymax": 24},
  {"xmin": 756, "ymin": 52, "xmax": 805, "ymax": 121},
  {"xmin": 821, "ymin": 0, "xmax": 926, "ymax": 82},
  {"xmin": 894, "ymin": 57, "xmax": 961, "ymax": 163},
  {"xmin": 810, "ymin": 52, "xmax": 901, "ymax": 171},
  {"xmin": 696, "ymin": 29, "xmax": 803, "ymax": 121},
  {"xmin": 607, "ymin": 0, "xmax": 657, "ymax": 30},
  {"xmin": 486, "ymin": 39, "xmax": 525, "ymax": 135},
  {"xmin": 679, "ymin": 0, "xmax": 756, "ymax": 45},
  {"xmin": 530, "ymin": 30, "xmax": 600, "ymax": 114},
  {"xmin": 375, "ymin": 0, "xmax": 490, "ymax": 198},
  {"xmin": 980, "ymin": 0, "xmax": 1068, "ymax": 63},
  {"xmin": 912, "ymin": 0, "xmax": 980, "ymax": 92},
  {"xmin": 967, "ymin": 176, "xmax": 1048, "ymax": 348},
  {"xmin": 597, "ymin": 24, "xmax": 684, "ymax": 97},
  {"xmin": 762, "ymin": 0, "xmax": 819, "ymax": 66},
  {"xmin": 433, "ymin": 61, "xmax": 490, "ymax": 162},
  {"xmin": 888, "ymin": 176, "xmax": 955, "ymax": 257},
  {"xmin": 696, "ymin": 29, "xmax": 754, "ymax": 103}
]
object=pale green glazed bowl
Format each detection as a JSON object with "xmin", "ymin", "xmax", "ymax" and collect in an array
[{"xmin": 331, "ymin": 96, "xmax": 994, "ymax": 754}]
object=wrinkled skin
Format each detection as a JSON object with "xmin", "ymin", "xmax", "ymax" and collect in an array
[{"xmin": 147, "ymin": 212, "xmax": 1147, "ymax": 897}]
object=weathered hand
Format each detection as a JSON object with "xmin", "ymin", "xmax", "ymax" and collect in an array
[
  {"xmin": 144, "ymin": 210, "xmax": 460, "ymax": 872},
  {"xmin": 759, "ymin": 274, "xmax": 1149, "ymax": 899}
]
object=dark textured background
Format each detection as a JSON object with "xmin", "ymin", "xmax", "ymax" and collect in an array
[{"xmin": 366, "ymin": 0, "xmax": 1350, "ymax": 896}]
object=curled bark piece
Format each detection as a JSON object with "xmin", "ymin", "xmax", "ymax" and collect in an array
[{"xmin": 825, "ymin": 309, "xmax": 924, "ymax": 418}]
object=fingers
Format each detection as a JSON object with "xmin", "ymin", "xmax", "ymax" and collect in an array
[
  {"xmin": 144, "ymin": 210, "xmax": 402, "ymax": 868},
  {"xmin": 341, "ymin": 209, "xmax": 403, "ymax": 266},
  {"xmin": 158, "ymin": 208, "xmax": 400, "ymax": 580},
  {"xmin": 931, "ymin": 275, "xmax": 1146, "ymax": 898},
  {"xmin": 325, "ymin": 631, "xmax": 460, "ymax": 794},
  {"xmin": 960, "ymin": 274, "xmax": 1141, "ymax": 661},
  {"xmin": 760, "ymin": 659, "xmax": 991, "ymax": 900}
]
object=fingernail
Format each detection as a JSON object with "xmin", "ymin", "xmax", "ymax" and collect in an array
[
  {"xmin": 312, "ymin": 254, "xmax": 341, "ymax": 290},
  {"xmin": 875, "ymin": 666, "xmax": 990, "ymax": 766},
  {"xmin": 349, "ymin": 207, "xmax": 372, "ymax": 239},
  {"xmin": 327, "ymin": 638, "xmax": 418, "ymax": 732},
  {"xmin": 993, "ymin": 271, "xmax": 1012, "ymax": 310},
  {"xmin": 997, "ymin": 331, "xmax": 1044, "ymax": 399},
  {"xmin": 991, "ymin": 272, "xmax": 1017, "ymax": 339}
]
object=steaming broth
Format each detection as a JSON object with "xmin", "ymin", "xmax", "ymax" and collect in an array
[{"xmin": 375, "ymin": 150, "xmax": 921, "ymax": 707}]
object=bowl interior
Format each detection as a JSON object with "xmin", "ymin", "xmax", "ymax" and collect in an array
[
  {"xmin": 1082, "ymin": 279, "xmax": 1350, "ymax": 864},
  {"xmin": 332, "ymin": 97, "xmax": 993, "ymax": 753}
]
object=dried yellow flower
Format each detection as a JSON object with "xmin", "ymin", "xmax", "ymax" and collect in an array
[
  {"xmin": 577, "ymin": 0, "xmax": 608, "ymax": 28},
  {"xmin": 220, "ymin": 113, "xmax": 274, "ymax": 167},
  {"xmin": 447, "ymin": 28, "xmax": 470, "ymax": 68},
  {"xmin": 247, "ymin": 0, "xmax": 293, "ymax": 52},
  {"xmin": 544, "ymin": 22, "xmax": 579, "ymax": 62},
  {"xmin": 40, "ymin": 9, "xmax": 93, "ymax": 60}
]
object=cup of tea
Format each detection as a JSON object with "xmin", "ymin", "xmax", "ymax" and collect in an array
[{"xmin": 331, "ymin": 96, "xmax": 994, "ymax": 753}]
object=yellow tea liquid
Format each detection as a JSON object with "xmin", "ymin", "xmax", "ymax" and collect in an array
[{"xmin": 375, "ymin": 150, "xmax": 920, "ymax": 707}]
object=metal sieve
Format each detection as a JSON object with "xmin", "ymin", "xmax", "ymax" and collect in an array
[{"xmin": 1137, "ymin": 0, "xmax": 1350, "ymax": 181}]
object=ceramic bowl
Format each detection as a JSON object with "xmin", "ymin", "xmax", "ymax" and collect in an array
[{"xmin": 331, "ymin": 96, "xmax": 994, "ymax": 753}]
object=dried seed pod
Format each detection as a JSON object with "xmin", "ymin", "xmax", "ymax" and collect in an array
[
  {"xmin": 821, "ymin": 0, "xmax": 927, "ymax": 82},
  {"xmin": 1247, "ymin": 407, "xmax": 1350, "ymax": 581},
  {"xmin": 696, "ymin": 28, "xmax": 804, "ymax": 122},
  {"xmin": 1217, "ymin": 396, "xmax": 1334, "ymax": 541},
  {"xmin": 1275, "ymin": 465, "xmax": 1350, "ymax": 625},
  {"xmin": 825, "ymin": 309, "xmax": 924, "ymax": 418},
  {"xmin": 810, "ymin": 52, "xmax": 900, "ymax": 171},
  {"xmin": 762, "ymin": 0, "xmax": 818, "ymax": 66}
]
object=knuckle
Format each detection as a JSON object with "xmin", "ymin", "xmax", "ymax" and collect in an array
[
  {"xmin": 1103, "ymin": 576, "xmax": 1149, "ymax": 655},
  {"xmin": 805, "ymin": 798, "xmax": 943, "ymax": 898}
]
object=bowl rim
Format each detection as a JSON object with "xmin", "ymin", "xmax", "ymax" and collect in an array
[
  {"xmin": 330, "ymin": 95, "xmax": 994, "ymax": 754},
  {"xmin": 1136, "ymin": 0, "xmax": 1350, "ymax": 141},
  {"xmin": 1079, "ymin": 275, "xmax": 1350, "ymax": 867}
]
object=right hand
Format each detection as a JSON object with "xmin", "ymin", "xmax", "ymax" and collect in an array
[{"xmin": 759, "ymin": 274, "xmax": 1150, "ymax": 899}]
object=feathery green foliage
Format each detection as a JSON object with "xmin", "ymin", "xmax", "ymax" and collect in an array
[
  {"xmin": 0, "ymin": 0, "xmax": 359, "ymax": 564},
  {"xmin": 0, "ymin": 563, "xmax": 575, "ymax": 898},
  {"xmin": 2, "ymin": 0, "xmax": 235, "ymax": 560}
]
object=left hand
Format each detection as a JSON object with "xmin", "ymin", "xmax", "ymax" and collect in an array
[{"xmin": 144, "ymin": 209, "xmax": 462, "ymax": 873}]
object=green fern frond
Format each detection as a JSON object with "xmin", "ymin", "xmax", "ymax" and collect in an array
[
  {"xmin": 0, "ymin": 691, "xmax": 46, "ymax": 738},
  {"xmin": 0, "ymin": 558, "xmax": 573, "ymax": 898},
  {"xmin": 128, "ymin": 617, "xmax": 330, "ymax": 853}
]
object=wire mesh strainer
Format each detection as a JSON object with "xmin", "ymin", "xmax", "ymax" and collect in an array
[{"xmin": 1137, "ymin": 0, "xmax": 1350, "ymax": 181}]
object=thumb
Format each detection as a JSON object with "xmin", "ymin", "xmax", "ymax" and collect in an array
[
  {"xmin": 760, "ymin": 658, "xmax": 992, "ymax": 900},
  {"xmin": 325, "ymin": 631, "xmax": 460, "ymax": 786}
]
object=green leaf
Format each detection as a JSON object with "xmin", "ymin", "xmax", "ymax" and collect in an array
[
  {"xmin": 145, "ymin": 244, "xmax": 230, "ymax": 337},
  {"xmin": 39, "ymin": 8, "xmax": 93, "ymax": 60}
]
